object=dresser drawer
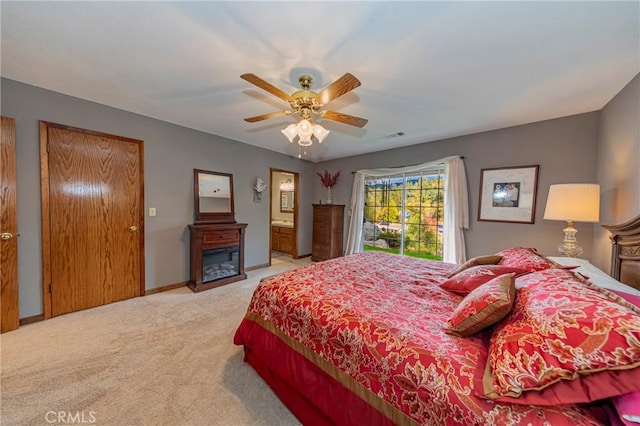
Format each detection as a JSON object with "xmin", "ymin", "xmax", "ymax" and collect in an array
[
  {"xmin": 203, "ymin": 230, "xmax": 239, "ymax": 247},
  {"xmin": 313, "ymin": 223, "xmax": 331, "ymax": 238}
]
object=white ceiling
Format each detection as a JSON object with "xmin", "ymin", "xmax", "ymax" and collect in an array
[{"xmin": 2, "ymin": 2, "xmax": 638, "ymax": 163}]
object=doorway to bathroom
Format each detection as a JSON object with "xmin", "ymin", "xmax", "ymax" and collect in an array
[{"xmin": 270, "ymin": 169, "xmax": 299, "ymax": 264}]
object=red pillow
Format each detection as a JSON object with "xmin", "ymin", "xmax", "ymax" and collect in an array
[
  {"xmin": 444, "ymin": 273, "xmax": 516, "ymax": 337},
  {"xmin": 440, "ymin": 265, "xmax": 527, "ymax": 295},
  {"xmin": 475, "ymin": 268, "xmax": 640, "ymax": 406},
  {"xmin": 495, "ymin": 246, "xmax": 556, "ymax": 272}
]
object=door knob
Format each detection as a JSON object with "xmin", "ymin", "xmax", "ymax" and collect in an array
[
  {"xmin": 0, "ymin": 232, "xmax": 13, "ymax": 240},
  {"xmin": 129, "ymin": 226, "xmax": 138, "ymax": 232}
]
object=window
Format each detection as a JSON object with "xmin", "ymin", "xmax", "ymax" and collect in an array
[{"xmin": 363, "ymin": 167, "xmax": 445, "ymax": 260}]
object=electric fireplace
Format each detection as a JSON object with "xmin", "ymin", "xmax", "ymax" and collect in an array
[
  {"xmin": 188, "ymin": 223, "xmax": 247, "ymax": 292},
  {"xmin": 202, "ymin": 246, "xmax": 240, "ymax": 283}
]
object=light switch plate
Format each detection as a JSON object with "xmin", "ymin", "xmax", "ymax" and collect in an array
[{"xmin": 149, "ymin": 207, "xmax": 156, "ymax": 217}]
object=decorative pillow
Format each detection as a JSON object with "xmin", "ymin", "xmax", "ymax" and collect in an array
[
  {"xmin": 440, "ymin": 265, "xmax": 527, "ymax": 295},
  {"xmin": 446, "ymin": 255, "xmax": 503, "ymax": 278},
  {"xmin": 476, "ymin": 268, "xmax": 640, "ymax": 406},
  {"xmin": 444, "ymin": 273, "xmax": 516, "ymax": 337},
  {"xmin": 612, "ymin": 392, "xmax": 640, "ymax": 426},
  {"xmin": 495, "ymin": 246, "xmax": 556, "ymax": 272}
]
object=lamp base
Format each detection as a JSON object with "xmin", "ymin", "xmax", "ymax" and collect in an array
[{"xmin": 557, "ymin": 220, "xmax": 583, "ymax": 258}]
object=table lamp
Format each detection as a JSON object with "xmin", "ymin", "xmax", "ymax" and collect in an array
[{"xmin": 543, "ymin": 183, "xmax": 600, "ymax": 257}]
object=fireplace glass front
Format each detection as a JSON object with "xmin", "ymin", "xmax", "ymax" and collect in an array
[{"xmin": 202, "ymin": 246, "xmax": 240, "ymax": 283}]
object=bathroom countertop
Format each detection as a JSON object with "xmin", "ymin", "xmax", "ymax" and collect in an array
[{"xmin": 271, "ymin": 221, "xmax": 294, "ymax": 228}]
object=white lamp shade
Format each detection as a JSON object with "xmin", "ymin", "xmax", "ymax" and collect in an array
[
  {"xmin": 297, "ymin": 135, "xmax": 312, "ymax": 146},
  {"xmin": 313, "ymin": 124, "xmax": 330, "ymax": 143},
  {"xmin": 543, "ymin": 184, "xmax": 600, "ymax": 223},
  {"xmin": 281, "ymin": 119, "xmax": 330, "ymax": 149},
  {"xmin": 296, "ymin": 119, "xmax": 313, "ymax": 137},
  {"xmin": 281, "ymin": 124, "xmax": 297, "ymax": 143},
  {"xmin": 296, "ymin": 120, "xmax": 313, "ymax": 146}
]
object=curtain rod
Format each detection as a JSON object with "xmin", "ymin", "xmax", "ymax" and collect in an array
[{"xmin": 350, "ymin": 156, "xmax": 464, "ymax": 174}]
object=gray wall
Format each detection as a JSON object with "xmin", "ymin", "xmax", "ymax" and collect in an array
[
  {"xmin": 593, "ymin": 74, "xmax": 640, "ymax": 272},
  {"xmin": 1, "ymin": 78, "xmax": 316, "ymax": 318},
  {"xmin": 316, "ymin": 112, "xmax": 601, "ymax": 259},
  {"xmin": 4, "ymin": 73, "xmax": 638, "ymax": 319}
]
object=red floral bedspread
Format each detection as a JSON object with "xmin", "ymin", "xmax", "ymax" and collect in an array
[{"xmin": 235, "ymin": 252, "xmax": 603, "ymax": 425}]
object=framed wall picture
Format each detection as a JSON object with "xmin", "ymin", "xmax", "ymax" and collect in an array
[
  {"xmin": 280, "ymin": 191, "xmax": 294, "ymax": 213},
  {"xmin": 478, "ymin": 165, "xmax": 539, "ymax": 224}
]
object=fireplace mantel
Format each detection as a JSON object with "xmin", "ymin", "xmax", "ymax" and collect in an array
[{"xmin": 188, "ymin": 222, "xmax": 247, "ymax": 292}]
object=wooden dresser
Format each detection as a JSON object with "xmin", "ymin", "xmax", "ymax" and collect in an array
[
  {"xmin": 312, "ymin": 204, "xmax": 344, "ymax": 261},
  {"xmin": 188, "ymin": 222, "xmax": 247, "ymax": 292}
]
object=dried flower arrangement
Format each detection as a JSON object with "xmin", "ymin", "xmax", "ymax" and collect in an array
[{"xmin": 317, "ymin": 170, "xmax": 341, "ymax": 188}]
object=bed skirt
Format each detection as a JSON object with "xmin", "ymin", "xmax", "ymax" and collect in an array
[{"xmin": 236, "ymin": 318, "xmax": 398, "ymax": 426}]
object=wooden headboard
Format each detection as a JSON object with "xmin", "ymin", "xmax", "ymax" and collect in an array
[{"xmin": 602, "ymin": 214, "xmax": 640, "ymax": 291}]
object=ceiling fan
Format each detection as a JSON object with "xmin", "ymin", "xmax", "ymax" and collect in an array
[{"xmin": 240, "ymin": 73, "xmax": 368, "ymax": 129}]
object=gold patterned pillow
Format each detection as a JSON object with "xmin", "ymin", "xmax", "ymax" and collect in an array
[
  {"xmin": 495, "ymin": 246, "xmax": 555, "ymax": 272},
  {"xmin": 446, "ymin": 255, "xmax": 503, "ymax": 278},
  {"xmin": 444, "ymin": 273, "xmax": 516, "ymax": 337},
  {"xmin": 476, "ymin": 268, "xmax": 640, "ymax": 406}
]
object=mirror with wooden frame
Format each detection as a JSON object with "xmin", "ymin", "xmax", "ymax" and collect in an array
[
  {"xmin": 194, "ymin": 169, "xmax": 235, "ymax": 223},
  {"xmin": 280, "ymin": 190, "xmax": 294, "ymax": 213}
]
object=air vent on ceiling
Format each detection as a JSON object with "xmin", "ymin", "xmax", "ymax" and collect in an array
[{"xmin": 386, "ymin": 131, "xmax": 405, "ymax": 138}]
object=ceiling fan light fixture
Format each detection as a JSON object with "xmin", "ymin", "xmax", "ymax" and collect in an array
[
  {"xmin": 297, "ymin": 134, "xmax": 313, "ymax": 146},
  {"xmin": 297, "ymin": 119, "xmax": 313, "ymax": 137},
  {"xmin": 313, "ymin": 124, "xmax": 330, "ymax": 143},
  {"xmin": 296, "ymin": 119, "xmax": 314, "ymax": 146},
  {"xmin": 241, "ymin": 72, "xmax": 366, "ymax": 157},
  {"xmin": 281, "ymin": 120, "xmax": 330, "ymax": 147},
  {"xmin": 281, "ymin": 124, "xmax": 298, "ymax": 143}
]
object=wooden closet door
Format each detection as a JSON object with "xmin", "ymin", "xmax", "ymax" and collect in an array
[
  {"xmin": 1, "ymin": 117, "xmax": 19, "ymax": 332},
  {"xmin": 41, "ymin": 122, "xmax": 144, "ymax": 317}
]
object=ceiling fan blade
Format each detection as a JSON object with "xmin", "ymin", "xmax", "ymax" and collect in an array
[
  {"xmin": 320, "ymin": 110, "xmax": 368, "ymax": 128},
  {"xmin": 241, "ymin": 73, "xmax": 293, "ymax": 103},
  {"xmin": 244, "ymin": 110, "xmax": 292, "ymax": 123},
  {"xmin": 314, "ymin": 73, "xmax": 361, "ymax": 105}
]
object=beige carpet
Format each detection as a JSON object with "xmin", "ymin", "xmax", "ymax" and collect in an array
[{"xmin": 1, "ymin": 257, "xmax": 311, "ymax": 426}]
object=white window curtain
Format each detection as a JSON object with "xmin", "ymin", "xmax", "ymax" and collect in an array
[{"xmin": 345, "ymin": 156, "xmax": 469, "ymax": 264}]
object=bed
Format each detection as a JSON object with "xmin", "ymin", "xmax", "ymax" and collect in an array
[
  {"xmin": 234, "ymin": 217, "xmax": 640, "ymax": 425},
  {"xmin": 603, "ymin": 215, "xmax": 640, "ymax": 292}
]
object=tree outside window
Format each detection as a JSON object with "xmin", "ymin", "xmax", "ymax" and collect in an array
[{"xmin": 363, "ymin": 169, "xmax": 444, "ymax": 260}]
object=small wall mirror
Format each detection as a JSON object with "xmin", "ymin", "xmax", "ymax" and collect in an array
[
  {"xmin": 280, "ymin": 190, "xmax": 294, "ymax": 213},
  {"xmin": 194, "ymin": 169, "xmax": 235, "ymax": 223}
]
